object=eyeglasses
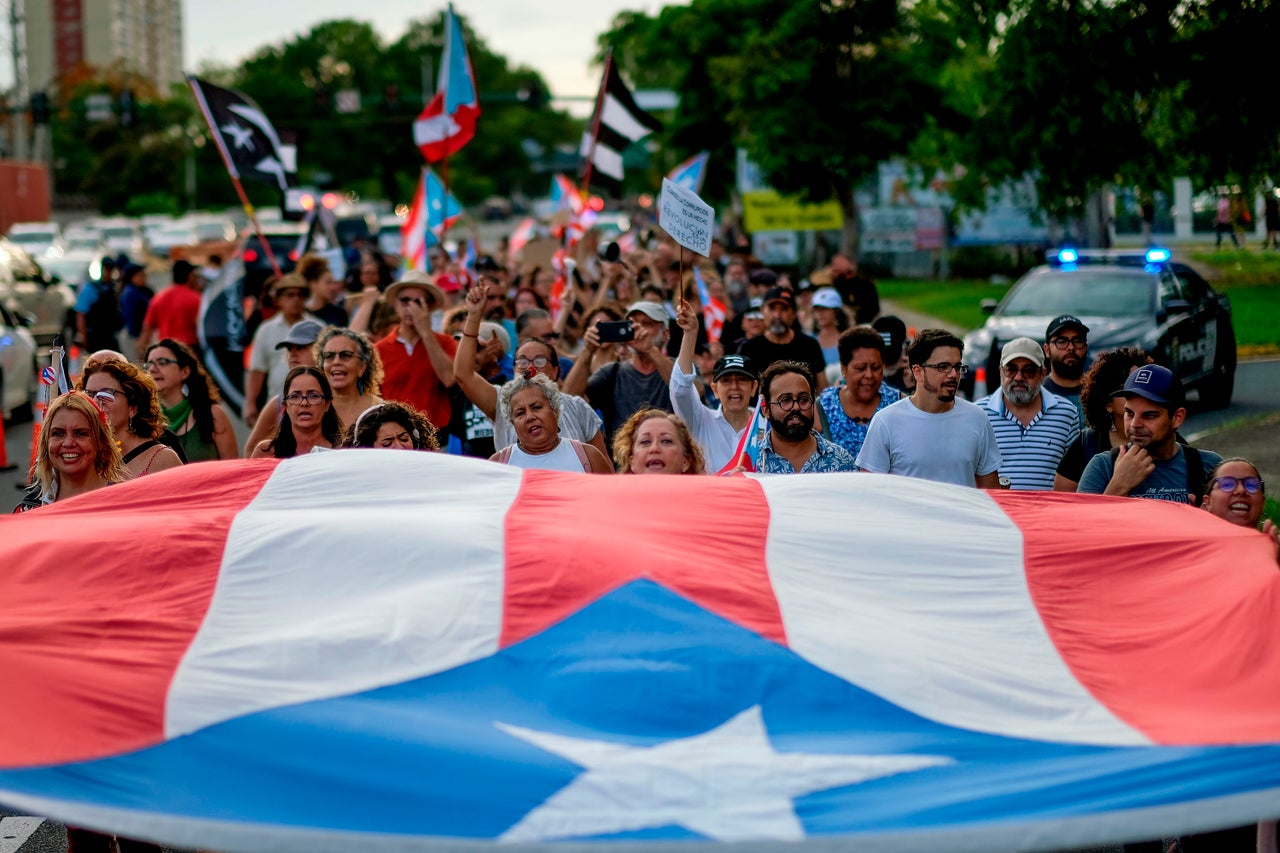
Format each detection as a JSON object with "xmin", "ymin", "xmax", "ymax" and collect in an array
[
  {"xmin": 398, "ymin": 296, "xmax": 426, "ymax": 306},
  {"xmin": 91, "ymin": 388, "xmax": 125, "ymax": 404},
  {"xmin": 321, "ymin": 349, "xmax": 360, "ymax": 363},
  {"xmin": 514, "ymin": 356, "xmax": 551, "ymax": 369},
  {"xmin": 1050, "ymin": 337, "xmax": 1088, "ymax": 351},
  {"xmin": 1002, "ymin": 363, "xmax": 1041, "ymax": 378},
  {"xmin": 768, "ymin": 394, "xmax": 814, "ymax": 412},
  {"xmin": 1210, "ymin": 476, "xmax": 1263, "ymax": 494},
  {"xmin": 143, "ymin": 358, "xmax": 178, "ymax": 369},
  {"xmin": 284, "ymin": 391, "xmax": 327, "ymax": 406},
  {"xmin": 922, "ymin": 362, "xmax": 969, "ymax": 376}
]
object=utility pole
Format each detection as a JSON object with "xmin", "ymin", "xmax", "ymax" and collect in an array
[{"xmin": 8, "ymin": 0, "xmax": 28, "ymax": 161}]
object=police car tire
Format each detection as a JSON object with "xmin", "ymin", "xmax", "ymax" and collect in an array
[{"xmin": 1199, "ymin": 330, "xmax": 1236, "ymax": 410}]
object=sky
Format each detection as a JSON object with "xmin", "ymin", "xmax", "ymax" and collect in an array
[{"xmin": 183, "ymin": 0, "xmax": 667, "ymax": 116}]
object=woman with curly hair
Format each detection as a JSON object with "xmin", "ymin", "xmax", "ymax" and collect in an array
[
  {"xmin": 250, "ymin": 366, "xmax": 343, "ymax": 458},
  {"xmin": 14, "ymin": 392, "xmax": 129, "ymax": 512},
  {"xmin": 1053, "ymin": 346, "xmax": 1153, "ymax": 491},
  {"xmin": 344, "ymin": 401, "xmax": 439, "ymax": 451},
  {"xmin": 315, "ymin": 325, "xmax": 383, "ymax": 431},
  {"xmin": 144, "ymin": 339, "xmax": 239, "ymax": 461},
  {"xmin": 79, "ymin": 358, "xmax": 183, "ymax": 478},
  {"xmin": 613, "ymin": 408, "xmax": 706, "ymax": 475},
  {"xmin": 490, "ymin": 372, "xmax": 612, "ymax": 473}
]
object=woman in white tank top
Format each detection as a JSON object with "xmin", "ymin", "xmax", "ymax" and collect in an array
[{"xmin": 490, "ymin": 373, "xmax": 612, "ymax": 473}]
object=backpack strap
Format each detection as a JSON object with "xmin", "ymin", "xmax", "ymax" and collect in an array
[
  {"xmin": 1183, "ymin": 445, "xmax": 1204, "ymax": 506},
  {"xmin": 569, "ymin": 439, "xmax": 591, "ymax": 472},
  {"xmin": 496, "ymin": 445, "xmax": 513, "ymax": 464}
]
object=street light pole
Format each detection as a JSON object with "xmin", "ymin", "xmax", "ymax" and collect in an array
[{"xmin": 8, "ymin": 0, "xmax": 29, "ymax": 161}]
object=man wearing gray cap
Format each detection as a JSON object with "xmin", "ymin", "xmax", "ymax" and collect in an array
[
  {"xmin": 244, "ymin": 274, "xmax": 319, "ymax": 424},
  {"xmin": 975, "ymin": 337, "xmax": 1079, "ymax": 491},
  {"xmin": 242, "ymin": 319, "xmax": 324, "ymax": 456},
  {"xmin": 564, "ymin": 300, "xmax": 674, "ymax": 446}
]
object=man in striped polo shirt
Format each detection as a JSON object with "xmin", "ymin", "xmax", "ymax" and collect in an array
[{"xmin": 976, "ymin": 337, "xmax": 1079, "ymax": 491}]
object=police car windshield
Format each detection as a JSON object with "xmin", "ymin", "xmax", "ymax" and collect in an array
[{"xmin": 1000, "ymin": 269, "xmax": 1154, "ymax": 318}]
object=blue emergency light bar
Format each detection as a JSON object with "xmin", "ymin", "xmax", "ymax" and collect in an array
[{"xmin": 1046, "ymin": 247, "xmax": 1173, "ymax": 267}]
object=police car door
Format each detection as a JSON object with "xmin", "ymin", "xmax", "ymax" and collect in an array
[{"xmin": 1157, "ymin": 267, "xmax": 1214, "ymax": 387}]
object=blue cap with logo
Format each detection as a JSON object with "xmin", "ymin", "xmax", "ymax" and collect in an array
[{"xmin": 1111, "ymin": 364, "xmax": 1184, "ymax": 407}]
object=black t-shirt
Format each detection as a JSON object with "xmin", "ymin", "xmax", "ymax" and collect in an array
[{"xmin": 737, "ymin": 332, "xmax": 827, "ymax": 382}]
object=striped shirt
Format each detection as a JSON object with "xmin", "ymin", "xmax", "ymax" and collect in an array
[{"xmin": 976, "ymin": 388, "xmax": 1080, "ymax": 491}]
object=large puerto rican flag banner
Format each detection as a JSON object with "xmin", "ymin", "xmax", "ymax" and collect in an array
[
  {"xmin": 412, "ymin": 4, "xmax": 480, "ymax": 163},
  {"xmin": 1, "ymin": 453, "xmax": 1279, "ymax": 852}
]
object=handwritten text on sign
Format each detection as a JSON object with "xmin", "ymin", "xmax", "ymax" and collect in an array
[{"xmin": 659, "ymin": 178, "xmax": 715, "ymax": 256}]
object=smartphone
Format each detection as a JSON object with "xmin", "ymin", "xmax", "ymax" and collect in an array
[{"xmin": 596, "ymin": 320, "xmax": 635, "ymax": 343}]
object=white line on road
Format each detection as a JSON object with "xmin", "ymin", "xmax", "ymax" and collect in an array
[{"xmin": 0, "ymin": 816, "xmax": 43, "ymax": 853}]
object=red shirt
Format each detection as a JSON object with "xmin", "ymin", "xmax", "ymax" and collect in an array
[
  {"xmin": 143, "ymin": 284, "xmax": 202, "ymax": 346},
  {"xmin": 375, "ymin": 327, "xmax": 458, "ymax": 429}
]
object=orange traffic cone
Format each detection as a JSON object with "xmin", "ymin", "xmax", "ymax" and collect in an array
[{"xmin": 972, "ymin": 366, "xmax": 988, "ymax": 400}]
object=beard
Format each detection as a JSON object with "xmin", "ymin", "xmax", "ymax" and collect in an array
[
  {"xmin": 768, "ymin": 320, "xmax": 789, "ymax": 336},
  {"xmin": 769, "ymin": 410, "xmax": 814, "ymax": 442},
  {"xmin": 1004, "ymin": 382, "xmax": 1039, "ymax": 405},
  {"xmin": 922, "ymin": 372, "xmax": 957, "ymax": 403},
  {"xmin": 1050, "ymin": 355, "xmax": 1085, "ymax": 380}
]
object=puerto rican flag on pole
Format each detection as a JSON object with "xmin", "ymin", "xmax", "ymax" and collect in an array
[
  {"xmin": 412, "ymin": 4, "xmax": 480, "ymax": 163},
  {"xmin": 693, "ymin": 264, "xmax": 726, "ymax": 343},
  {"xmin": 716, "ymin": 397, "xmax": 765, "ymax": 474},
  {"xmin": 403, "ymin": 168, "xmax": 464, "ymax": 271},
  {"xmin": 507, "ymin": 217, "xmax": 538, "ymax": 258},
  {"xmin": 2, "ymin": 454, "xmax": 1280, "ymax": 852}
]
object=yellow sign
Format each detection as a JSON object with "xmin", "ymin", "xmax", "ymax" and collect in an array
[{"xmin": 741, "ymin": 191, "xmax": 844, "ymax": 233}]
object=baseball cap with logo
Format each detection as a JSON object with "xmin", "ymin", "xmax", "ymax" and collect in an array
[
  {"xmin": 999, "ymin": 337, "xmax": 1045, "ymax": 369},
  {"xmin": 872, "ymin": 315, "xmax": 907, "ymax": 360},
  {"xmin": 1111, "ymin": 364, "xmax": 1184, "ymax": 407},
  {"xmin": 1046, "ymin": 315, "xmax": 1089, "ymax": 340},
  {"xmin": 763, "ymin": 286, "xmax": 796, "ymax": 308},
  {"xmin": 712, "ymin": 354, "xmax": 757, "ymax": 382},
  {"xmin": 744, "ymin": 297, "xmax": 765, "ymax": 320}
]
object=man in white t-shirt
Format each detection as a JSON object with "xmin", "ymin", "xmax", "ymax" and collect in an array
[{"xmin": 856, "ymin": 329, "xmax": 1002, "ymax": 488}]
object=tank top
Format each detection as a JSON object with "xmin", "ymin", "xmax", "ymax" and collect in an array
[{"xmin": 500, "ymin": 439, "xmax": 591, "ymax": 472}]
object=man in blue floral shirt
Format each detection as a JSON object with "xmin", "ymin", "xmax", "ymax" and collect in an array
[{"xmin": 756, "ymin": 361, "xmax": 857, "ymax": 474}]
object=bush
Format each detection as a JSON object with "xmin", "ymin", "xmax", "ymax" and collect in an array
[{"xmin": 124, "ymin": 192, "xmax": 181, "ymax": 217}]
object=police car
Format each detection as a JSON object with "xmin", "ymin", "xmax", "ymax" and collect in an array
[{"xmin": 961, "ymin": 248, "xmax": 1237, "ymax": 408}]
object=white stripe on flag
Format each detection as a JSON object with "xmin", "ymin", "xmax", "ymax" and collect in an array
[
  {"xmin": 591, "ymin": 145, "xmax": 625, "ymax": 182},
  {"xmin": 757, "ymin": 472, "xmax": 1148, "ymax": 747},
  {"xmin": 166, "ymin": 452, "xmax": 520, "ymax": 738},
  {"xmin": 601, "ymin": 93, "xmax": 656, "ymax": 142}
]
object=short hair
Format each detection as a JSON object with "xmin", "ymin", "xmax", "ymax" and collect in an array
[
  {"xmin": 296, "ymin": 253, "xmax": 331, "ymax": 284},
  {"xmin": 498, "ymin": 372, "xmax": 562, "ymax": 424},
  {"xmin": 315, "ymin": 326, "xmax": 383, "ymax": 397},
  {"xmin": 837, "ymin": 325, "xmax": 886, "ymax": 368},
  {"xmin": 515, "ymin": 337, "xmax": 560, "ymax": 377},
  {"xmin": 760, "ymin": 360, "xmax": 816, "ymax": 401},
  {"xmin": 344, "ymin": 401, "xmax": 439, "ymax": 450},
  {"xmin": 908, "ymin": 329, "xmax": 964, "ymax": 367},
  {"xmin": 33, "ymin": 391, "xmax": 128, "ymax": 497},
  {"xmin": 1080, "ymin": 346, "xmax": 1153, "ymax": 433},
  {"xmin": 78, "ymin": 358, "xmax": 167, "ymax": 440},
  {"xmin": 612, "ymin": 408, "xmax": 706, "ymax": 475},
  {"xmin": 515, "ymin": 308, "xmax": 552, "ymax": 337}
]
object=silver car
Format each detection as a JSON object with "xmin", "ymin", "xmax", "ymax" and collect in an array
[{"xmin": 0, "ymin": 300, "xmax": 38, "ymax": 422}]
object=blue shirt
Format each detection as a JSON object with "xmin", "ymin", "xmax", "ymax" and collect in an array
[
  {"xmin": 758, "ymin": 430, "xmax": 858, "ymax": 474},
  {"xmin": 817, "ymin": 382, "xmax": 902, "ymax": 461}
]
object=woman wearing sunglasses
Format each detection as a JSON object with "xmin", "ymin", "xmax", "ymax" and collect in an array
[
  {"xmin": 454, "ymin": 282, "xmax": 611, "ymax": 466},
  {"xmin": 144, "ymin": 339, "xmax": 239, "ymax": 461},
  {"xmin": 79, "ymin": 358, "xmax": 183, "ymax": 478},
  {"xmin": 250, "ymin": 366, "xmax": 342, "ymax": 459}
]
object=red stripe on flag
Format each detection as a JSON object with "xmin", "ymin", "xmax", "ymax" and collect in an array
[
  {"xmin": 502, "ymin": 471, "xmax": 784, "ymax": 647},
  {"xmin": 0, "ymin": 461, "xmax": 279, "ymax": 767},
  {"xmin": 993, "ymin": 491, "xmax": 1280, "ymax": 745}
]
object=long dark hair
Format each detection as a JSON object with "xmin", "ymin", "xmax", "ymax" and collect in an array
[
  {"xmin": 270, "ymin": 366, "xmax": 342, "ymax": 458},
  {"xmin": 148, "ymin": 339, "xmax": 219, "ymax": 443}
]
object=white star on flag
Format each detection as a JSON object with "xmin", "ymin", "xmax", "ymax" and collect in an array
[
  {"xmin": 219, "ymin": 121, "xmax": 254, "ymax": 151},
  {"xmin": 497, "ymin": 705, "xmax": 951, "ymax": 842}
]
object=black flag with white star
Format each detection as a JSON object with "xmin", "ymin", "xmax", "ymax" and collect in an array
[{"xmin": 188, "ymin": 75, "xmax": 296, "ymax": 192}]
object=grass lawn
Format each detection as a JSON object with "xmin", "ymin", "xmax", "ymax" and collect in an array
[{"xmin": 880, "ymin": 250, "xmax": 1280, "ymax": 353}]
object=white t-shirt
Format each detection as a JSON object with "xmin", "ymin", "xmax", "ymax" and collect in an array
[
  {"xmin": 502, "ymin": 439, "xmax": 589, "ymax": 472},
  {"xmin": 669, "ymin": 361, "xmax": 746, "ymax": 474},
  {"xmin": 855, "ymin": 396, "xmax": 1002, "ymax": 487},
  {"xmin": 492, "ymin": 393, "xmax": 602, "ymax": 450}
]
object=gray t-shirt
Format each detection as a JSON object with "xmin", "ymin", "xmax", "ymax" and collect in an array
[
  {"xmin": 493, "ymin": 392, "xmax": 602, "ymax": 450},
  {"xmin": 855, "ymin": 396, "xmax": 1003, "ymax": 487},
  {"xmin": 1077, "ymin": 444, "xmax": 1221, "ymax": 503},
  {"xmin": 587, "ymin": 361, "xmax": 673, "ymax": 444}
]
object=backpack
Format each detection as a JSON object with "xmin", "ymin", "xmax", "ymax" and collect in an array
[{"xmin": 1109, "ymin": 444, "xmax": 1204, "ymax": 505}]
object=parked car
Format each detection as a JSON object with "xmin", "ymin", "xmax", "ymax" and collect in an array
[
  {"xmin": 961, "ymin": 248, "xmax": 1237, "ymax": 408},
  {"xmin": 39, "ymin": 250, "xmax": 100, "ymax": 293},
  {"xmin": 0, "ymin": 239, "xmax": 78, "ymax": 350},
  {"xmin": 0, "ymin": 299, "xmax": 38, "ymax": 422},
  {"xmin": 148, "ymin": 222, "xmax": 201, "ymax": 258},
  {"xmin": 241, "ymin": 222, "xmax": 307, "ymax": 299},
  {"xmin": 61, "ymin": 225, "xmax": 105, "ymax": 255},
  {"xmin": 5, "ymin": 221, "xmax": 62, "ymax": 257},
  {"xmin": 92, "ymin": 217, "xmax": 146, "ymax": 261}
]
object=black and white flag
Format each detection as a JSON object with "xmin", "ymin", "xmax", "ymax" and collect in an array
[
  {"xmin": 580, "ymin": 56, "xmax": 663, "ymax": 195},
  {"xmin": 188, "ymin": 75, "xmax": 296, "ymax": 193}
]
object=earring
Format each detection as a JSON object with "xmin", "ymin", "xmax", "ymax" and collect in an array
[{"xmin": 181, "ymin": 382, "xmax": 189, "ymax": 397}]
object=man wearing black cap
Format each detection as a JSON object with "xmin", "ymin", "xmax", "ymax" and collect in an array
[
  {"xmin": 873, "ymin": 315, "xmax": 911, "ymax": 392},
  {"xmin": 1077, "ymin": 364, "xmax": 1221, "ymax": 503},
  {"xmin": 74, "ymin": 255, "xmax": 122, "ymax": 352},
  {"xmin": 1042, "ymin": 315, "xmax": 1089, "ymax": 426},
  {"xmin": 672, "ymin": 301, "xmax": 760, "ymax": 472},
  {"xmin": 737, "ymin": 286, "xmax": 827, "ymax": 389}
]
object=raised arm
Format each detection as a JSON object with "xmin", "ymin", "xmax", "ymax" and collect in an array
[{"xmin": 453, "ymin": 284, "xmax": 500, "ymax": 420}]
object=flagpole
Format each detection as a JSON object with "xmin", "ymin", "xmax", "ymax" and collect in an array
[
  {"xmin": 580, "ymin": 48, "xmax": 613, "ymax": 201},
  {"xmin": 187, "ymin": 76, "xmax": 283, "ymax": 281}
]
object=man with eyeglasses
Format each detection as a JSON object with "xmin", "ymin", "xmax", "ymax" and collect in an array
[
  {"xmin": 856, "ymin": 329, "xmax": 1002, "ymax": 488},
  {"xmin": 1042, "ymin": 315, "xmax": 1089, "ymax": 426},
  {"xmin": 243, "ymin": 274, "xmax": 319, "ymax": 426},
  {"xmin": 375, "ymin": 271, "xmax": 458, "ymax": 433},
  {"xmin": 1077, "ymin": 364, "xmax": 1221, "ymax": 504},
  {"xmin": 515, "ymin": 308, "xmax": 574, "ymax": 379},
  {"xmin": 756, "ymin": 361, "xmax": 855, "ymax": 474},
  {"xmin": 975, "ymin": 337, "xmax": 1079, "ymax": 490}
]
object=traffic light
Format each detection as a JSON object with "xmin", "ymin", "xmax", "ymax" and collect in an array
[
  {"xmin": 30, "ymin": 92, "xmax": 50, "ymax": 125},
  {"xmin": 118, "ymin": 89, "xmax": 136, "ymax": 127}
]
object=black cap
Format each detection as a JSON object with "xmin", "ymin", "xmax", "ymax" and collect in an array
[
  {"xmin": 763, "ymin": 286, "xmax": 795, "ymax": 308},
  {"xmin": 749, "ymin": 269, "xmax": 778, "ymax": 289},
  {"xmin": 1110, "ymin": 364, "xmax": 1185, "ymax": 407},
  {"xmin": 712, "ymin": 354, "xmax": 757, "ymax": 382},
  {"xmin": 475, "ymin": 255, "xmax": 500, "ymax": 272},
  {"xmin": 101, "ymin": 255, "xmax": 117, "ymax": 268},
  {"xmin": 599, "ymin": 242, "xmax": 621, "ymax": 263},
  {"xmin": 872, "ymin": 315, "xmax": 908, "ymax": 359},
  {"xmin": 1046, "ymin": 314, "xmax": 1089, "ymax": 340}
]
